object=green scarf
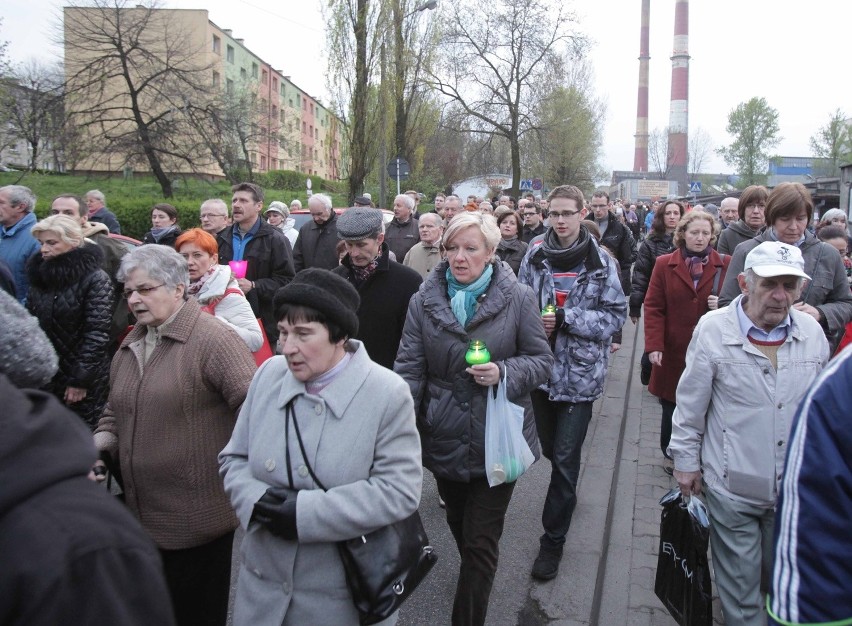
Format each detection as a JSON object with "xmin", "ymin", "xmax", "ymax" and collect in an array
[{"xmin": 446, "ymin": 264, "xmax": 493, "ymax": 327}]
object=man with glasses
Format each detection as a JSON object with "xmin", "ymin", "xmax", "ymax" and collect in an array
[
  {"xmin": 199, "ymin": 199, "xmax": 230, "ymax": 236},
  {"xmin": 521, "ymin": 202, "xmax": 546, "ymax": 243},
  {"xmin": 590, "ymin": 191, "xmax": 636, "ymax": 295},
  {"xmin": 717, "ymin": 186, "xmax": 769, "ymax": 255},
  {"xmin": 518, "ymin": 185, "xmax": 627, "ymax": 581}
]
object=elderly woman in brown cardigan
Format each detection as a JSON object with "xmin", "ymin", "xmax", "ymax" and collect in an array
[{"xmin": 94, "ymin": 245, "xmax": 256, "ymax": 626}]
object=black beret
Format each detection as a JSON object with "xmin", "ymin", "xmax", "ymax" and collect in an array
[{"xmin": 273, "ymin": 269, "xmax": 360, "ymax": 337}]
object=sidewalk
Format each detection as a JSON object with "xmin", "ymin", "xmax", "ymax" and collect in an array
[{"xmin": 529, "ymin": 317, "xmax": 723, "ymax": 625}]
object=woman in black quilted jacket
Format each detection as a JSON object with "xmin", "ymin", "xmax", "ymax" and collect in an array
[
  {"xmin": 27, "ymin": 215, "xmax": 114, "ymax": 428},
  {"xmin": 629, "ymin": 200, "xmax": 684, "ymax": 323}
]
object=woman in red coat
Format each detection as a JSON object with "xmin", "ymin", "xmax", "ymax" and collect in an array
[{"xmin": 644, "ymin": 211, "xmax": 730, "ymax": 471}]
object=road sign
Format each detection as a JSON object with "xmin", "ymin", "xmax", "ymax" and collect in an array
[
  {"xmin": 387, "ymin": 157, "xmax": 411, "ymax": 180},
  {"xmin": 519, "ymin": 179, "xmax": 532, "ymax": 191},
  {"xmin": 689, "ymin": 181, "xmax": 701, "ymax": 194},
  {"xmin": 532, "ymin": 178, "xmax": 543, "ymax": 191}
]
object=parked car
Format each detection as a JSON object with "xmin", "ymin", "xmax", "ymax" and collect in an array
[
  {"xmin": 290, "ymin": 208, "xmax": 394, "ymax": 231},
  {"xmin": 108, "ymin": 233, "xmax": 142, "ymax": 254}
]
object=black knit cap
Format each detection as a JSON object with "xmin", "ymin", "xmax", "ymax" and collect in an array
[{"xmin": 273, "ymin": 268, "xmax": 360, "ymax": 337}]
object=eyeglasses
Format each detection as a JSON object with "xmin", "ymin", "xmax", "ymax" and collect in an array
[
  {"xmin": 123, "ymin": 284, "xmax": 166, "ymax": 299},
  {"xmin": 549, "ymin": 210, "xmax": 582, "ymax": 220}
]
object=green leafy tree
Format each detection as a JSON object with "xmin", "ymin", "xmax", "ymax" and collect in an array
[
  {"xmin": 717, "ymin": 97, "xmax": 781, "ymax": 187},
  {"xmin": 809, "ymin": 108, "xmax": 851, "ymax": 177}
]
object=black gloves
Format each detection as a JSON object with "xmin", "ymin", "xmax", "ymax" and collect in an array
[{"xmin": 252, "ymin": 487, "xmax": 298, "ymax": 540}]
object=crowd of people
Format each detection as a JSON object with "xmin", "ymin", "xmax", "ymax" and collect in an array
[{"xmin": 1, "ymin": 179, "xmax": 851, "ymax": 626}]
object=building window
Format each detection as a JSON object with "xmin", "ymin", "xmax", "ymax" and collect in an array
[
  {"xmin": 251, "ymin": 152, "xmax": 257, "ymax": 165},
  {"xmin": 303, "ymin": 98, "xmax": 307, "ymax": 111},
  {"xmin": 280, "ymin": 83, "xmax": 286, "ymax": 96},
  {"xmin": 315, "ymin": 128, "xmax": 318, "ymax": 139},
  {"xmin": 262, "ymin": 69, "xmax": 268, "ymax": 84},
  {"xmin": 288, "ymin": 98, "xmax": 292, "ymax": 107},
  {"xmin": 271, "ymin": 105, "xmax": 277, "ymax": 121},
  {"xmin": 309, "ymin": 124, "xmax": 313, "ymax": 137},
  {"xmin": 213, "ymin": 35, "xmax": 221, "ymax": 54},
  {"xmin": 310, "ymin": 103, "xmax": 314, "ymax": 115},
  {"xmin": 212, "ymin": 71, "xmax": 220, "ymax": 88},
  {"xmin": 226, "ymin": 78, "xmax": 234, "ymax": 94},
  {"xmin": 302, "ymin": 122, "xmax": 307, "ymax": 134},
  {"xmin": 272, "ymin": 77, "xmax": 277, "ymax": 91},
  {"xmin": 226, "ymin": 45, "xmax": 234, "ymax": 63},
  {"xmin": 240, "ymin": 68, "xmax": 247, "ymax": 80},
  {"xmin": 261, "ymin": 155, "xmax": 267, "ymax": 170},
  {"xmin": 252, "ymin": 63, "xmax": 258, "ymax": 79}
]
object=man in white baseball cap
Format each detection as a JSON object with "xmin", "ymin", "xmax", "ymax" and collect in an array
[{"xmin": 669, "ymin": 240, "xmax": 829, "ymax": 625}]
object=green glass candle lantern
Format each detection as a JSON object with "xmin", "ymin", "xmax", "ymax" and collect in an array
[
  {"xmin": 542, "ymin": 303, "xmax": 556, "ymax": 315},
  {"xmin": 465, "ymin": 339, "xmax": 491, "ymax": 366}
]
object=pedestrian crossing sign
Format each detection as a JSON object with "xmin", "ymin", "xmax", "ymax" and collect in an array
[{"xmin": 689, "ymin": 181, "xmax": 701, "ymax": 194}]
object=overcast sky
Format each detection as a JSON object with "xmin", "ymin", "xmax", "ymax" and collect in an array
[{"xmin": 3, "ymin": 0, "xmax": 850, "ymax": 178}]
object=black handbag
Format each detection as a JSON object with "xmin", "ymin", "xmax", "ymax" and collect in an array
[{"xmin": 286, "ymin": 403, "xmax": 437, "ymax": 625}]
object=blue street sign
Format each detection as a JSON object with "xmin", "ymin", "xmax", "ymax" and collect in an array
[{"xmin": 689, "ymin": 181, "xmax": 701, "ymax": 194}]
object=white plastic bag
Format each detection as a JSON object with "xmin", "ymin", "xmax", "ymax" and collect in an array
[{"xmin": 484, "ymin": 369, "xmax": 535, "ymax": 487}]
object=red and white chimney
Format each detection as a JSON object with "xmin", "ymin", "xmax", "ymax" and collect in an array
[
  {"xmin": 667, "ymin": 0, "xmax": 689, "ymax": 194},
  {"xmin": 632, "ymin": 0, "xmax": 650, "ymax": 173}
]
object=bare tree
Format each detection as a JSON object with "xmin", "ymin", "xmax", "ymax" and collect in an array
[
  {"xmin": 647, "ymin": 127, "xmax": 671, "ymax": 180},
  {"xmin": 428, "ymin": 0, "xmax": 585, "ymax": 198},
  {"xmin": 61, "ymin": 0, "xmax": 215, "ymax": 197},
  {"xmin": 688, "ymin": 127, "xmax": 713, "ymax": 177},
  {"xmin": 1, "ymin": 60, "xmax": 64, "ymax": 171}
]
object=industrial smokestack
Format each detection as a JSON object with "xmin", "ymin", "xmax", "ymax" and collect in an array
[
  {"xmin": 667, "ymin": 0, "xmax": 689, "ymax": 194},
  {"xmin": 632, "ymin": 0, "xmax": 650, "ymax": 173}
]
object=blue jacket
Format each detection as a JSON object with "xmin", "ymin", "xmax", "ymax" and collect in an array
[
  {"xmin": 518, "ymin": 232, "xmax": 627, "ymax": 403},
  {"xmin": 0, "ymin": 212, "xmax": 40, "ymax": 304},
  {"xmin": 769, "ymin": 347, "xmax": 852, "ymax": 625},
  {"xmin": 88, "ymin": 207, "xmax": 121, "ymax": 234}
]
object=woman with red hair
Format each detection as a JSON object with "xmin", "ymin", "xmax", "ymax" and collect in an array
[{"xmin": 176, "ymin": 228, "xmax": 263, "ymax": 351}]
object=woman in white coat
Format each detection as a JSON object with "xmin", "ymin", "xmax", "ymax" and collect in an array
[
  {"xmin": 176, "ymin": 228, "xmax": 263, "ymax": 352},
  {"xmin": 219, "ymin": 268, "xmax": 422, "ymax": 625}
]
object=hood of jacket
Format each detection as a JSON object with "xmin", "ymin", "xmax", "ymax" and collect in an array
[
  {"xmin": 195, "ymin": 263, "xmax": 240, "ymax": 304},
  {"xmin": 0, "ymin": 374, "xmax": 97, "ymax": 519},
  {"xmin": 27, "ymin": 244, "xmax": 104, "ymax": 291},
  {"xmin": 82, "ymin": 221, "xmax": 110, "ymax": 238}
]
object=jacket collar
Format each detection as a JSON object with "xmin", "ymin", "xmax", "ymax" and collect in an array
[
  {"xmin": 721, "ymin": 295, "xmax": 807, "ymax": 347},
  {"xmin": 121, "ymin": 297, "xmax": 202, "ymax": 348},
  {"xmin": 275, "ymin": 339, "xmax": 370, "ymax": 419},
  {"xmin": 1, "ymin": 211, "xmax": 36, "ymax": 237}
]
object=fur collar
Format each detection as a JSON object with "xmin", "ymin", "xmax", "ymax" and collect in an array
[{"xmin": 27, "ymin": 244, "xmax": 104, "ymax": 290}]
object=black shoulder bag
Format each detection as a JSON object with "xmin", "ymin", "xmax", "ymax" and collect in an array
[{"xmin": 285, "ymin": 402, "xmax": 437, "ymax": 625}]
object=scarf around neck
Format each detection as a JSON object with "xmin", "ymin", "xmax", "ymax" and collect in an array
[
  {"xmin": 446, "ymin": 264, "xmax": 493, "ymax": 327},
  {"xmin": 149, "ymin": 224, "xmax": 179, "ymax": 243},
  {"xmin": 682, "ymin": 245, "xmax": 711, "ymax": 287},
  {"xmin": 187, "ymin": 265, "xmax": 218, "ymax": 296},
  {"xmin": 538, "ymin": 225, "xmax": 591, "ymax": 271}
]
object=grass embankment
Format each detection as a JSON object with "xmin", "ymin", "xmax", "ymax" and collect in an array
[{"xmin": 0, "ymin": 172, "xmax": 349, "ymax": 240}]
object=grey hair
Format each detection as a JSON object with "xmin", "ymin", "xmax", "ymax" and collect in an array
[
  {"xmin": 31, "ymin": 215, "xmax": 84, "ymax": 247},
  {"xmin": 267, "ymin": 200, "xmax": 290, "ymax": 217},
  {"xmin": 394, "ymin": 194, "xmax": 415, "ymax": 211},
  {"xmin": 200, "ymin": 198, "xmax": 228, "ymax": 216},
  {"xmin": 85, "ymin": 189, "xmax": 106, "ymax": 204},
  {"xmin": 742, "ymin": 268, "xmax": 804, "ymax": 293},
  {"xmin": 290, "ymin": 199, "xmax": 302, "ymax": 209},
  {"xmin": 419, "ymin": 212, "xmax": 443, "ymax": 227},
  {"xmin": 819, "ymin": 208, "xmax": 846, "ymax": 225},
  {"xmin": 118, "ymin": 245, "xmax": 189, "ymax": 297},
  {"xmin": 308, "ymin": 193, "xmax": 333, "ymax": 212},
  {"xmin": 442, "ymin": 212, "xmax": 500, "ymax": 260},
  {"xmin": 1, "ymin": 185, "xmax": 36, "ymax": 213}
]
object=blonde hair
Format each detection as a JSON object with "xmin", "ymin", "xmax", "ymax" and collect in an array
[
  {"xmin": 442, "ymin": 212, "xmax": 500, "ymax": 260},
  {"xmin": 31, "ymin": 214, "xmax": 84, "ymax": 248},
  {"xmin": 673, "ymin": 211, "xmax": 720, "ymax": 248}
]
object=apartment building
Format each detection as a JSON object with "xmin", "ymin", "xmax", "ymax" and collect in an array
[{"xmin": 65, "ymin": 6, "xmax": 344, "ymax": 180}]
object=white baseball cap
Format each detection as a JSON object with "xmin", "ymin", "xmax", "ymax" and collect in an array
[{"xmin": 744, "ymin": 241, "xmax": 810, "ymax": 280}]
